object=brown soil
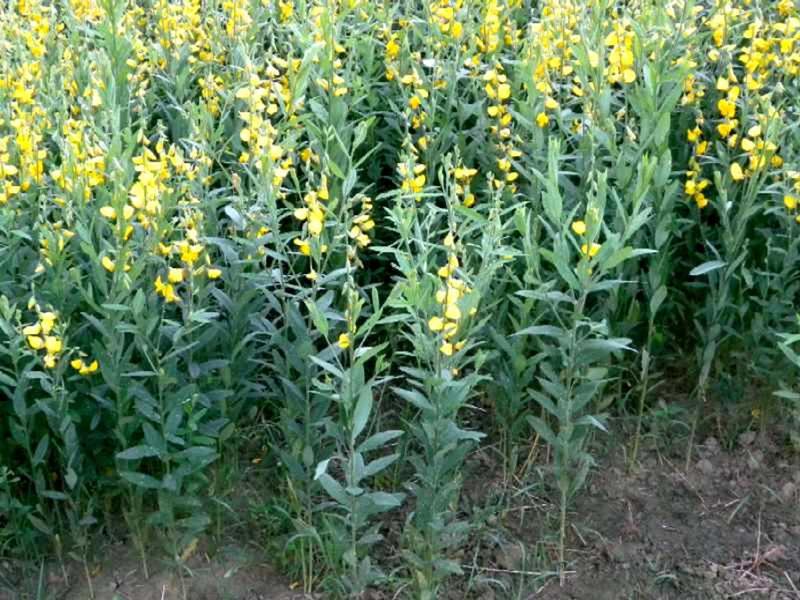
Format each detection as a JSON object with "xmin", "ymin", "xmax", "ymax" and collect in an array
[
  {"xmin": 4, "ymin": 426, "xmax": 798, "ymax": 599},
  {"xmin": 458, "ymin": 429, "xmax": 800, "ymax": 600},
  {"xmin": 3, "ymin": 541, "xmax": 307, "ymax": 600}
]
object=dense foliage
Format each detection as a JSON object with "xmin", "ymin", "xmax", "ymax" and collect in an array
[{"xmin": 1, "ymin": 0, "xmax": 799, "ymax": 596}]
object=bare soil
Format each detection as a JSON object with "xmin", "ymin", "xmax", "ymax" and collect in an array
[
  {"xmin": 457, "ymin": 427, "xmax": 800, "ymax": 600},
  {"xmin": 544, "ymin": 436, "xmax": 798, "ymax": 599},
  {"xmin": 5, "ymin": 423, "xmax": 798, "ymax": 599},
  {"xmin": 2, "ymin": 541, "xmax": 305, "ymax": 600}
]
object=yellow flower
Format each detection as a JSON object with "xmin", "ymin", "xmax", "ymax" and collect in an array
[
  {"xmin": 337, "ymin": 333, "xmax": 350, "ymax": 349},
  {"xmin": 439, "ymin": 341, "xmax": 454, "ymax": 356},
  {"xmin": 44, "ymin": 336, "xmax": 62, "ymax": 354},
  {"xmin": 101, "ymin": 256, "xmax": 116, "ymax": 272},
  {"xmin": 293, "ymin": 238, "xmax": 311, "ymax": 256},
  {"xmin": 39, "ymin": 312, "xmax": 56, "ymax": 334},
  {"xmin": 167, "ymin": 267, "xmax": 184, "ymax": 283},
  {"xmin": 100, "ymin": 206, "xmax": 116, "ymax": 220},
  {"xmin": 784, "ymin": 195, "xmax": 797, "ymax": 210},
  {"xmin": 28, "ymin": 335, "xmax": 44, "ymax": 350},
  {"xmin": 155, "ymin": 276, "xmax": 179, "ymax": 303},
  {"xmin": 497, "ymin": 83, "xmax": 511, "ymax": 100},
  {"xmin": 622, "ymin": 68, "xmax": 636, "ymax": 84},
  {"xmin": 730, "ymin": 162, "xmax": 745, "ymax": 181},
  {"xmin": 207, "ymin": 268, "xmax": 222, "ymax": 279},
  {"xmin": 179, "ymin": 242, "xmax": 203, "ymax": 265},
  {"xmin": 717, "ymin": 121, "xmax": 735, "ymax": 138},
  {"xmin": 718, "ymin": 98, "xmax": 736, "ymax": 119},
  {"xmin": 428, "ymin": 316, "xmax": 444, "ymax": 332},
  {"xmin": 80, "ymin": 360, "xmax": 99, "ymax": 375},
  {"xmin": 308, "ymin": 212, "xmax": 323, "ymax": 236},
  {"xmin": 22, "ymin": 323, "xmax": 41, "ymax": 336},
  {"xmin": 536, "ymin": 112, "xmax": 549, "ymax": 128},
  {"xmin": 444, "ymin": 304, "xmax": 461, "ymax": 321},
  {"xmin": 747, "ymin": 125, "xmax": 762, "ymax": 138},
  {"xmin": 571, "ymin": 220, "xmax": 587, "ymax": 235},
  {"xmin": 580, "ymin": 242, "xmax": 601, "ymax": 257},
  {"xmin": 443, "ymin": 321, "xmax": 458, "ymax": 339}
]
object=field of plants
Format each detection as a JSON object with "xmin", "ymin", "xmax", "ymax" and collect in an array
[{"xmin": 1, "ymin": 0, "xmax": 800, "ymax": 598}]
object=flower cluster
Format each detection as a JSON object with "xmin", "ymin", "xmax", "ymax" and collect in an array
[
  {"xmin": 399, "ymin": 70, "xmax": 430, "ymax": 132},
  {"xmin": 51, "ymin": 117, "xmax": 107, "ymax": 203},
  {"xmin": 571, "ymin": 219, "xmax": 601, "ymax": 258},
  {"xmin": 154, "ymin": 211, "xmax": 221, "ymax": 303},
  {"xmin": 236, "ymin": 64, "xmax": 293, "ymax": 185},
  {"xmin": 22, "ymin": 306, "xmax": 62, "ymax": 369},
  {"xmin": 604, "ymin": 20, "xmax": 637, "ymax": 85},
  {"xmin": 430, "ymin": 0, "xmax": 463, "ymax": 40},
  {"xmin": 526, "ymin": 0, "xmax": 579, "ymax": 97},
  {"xmin": 397, "ymin": 142, "xmax": 427, "ymax": 200},
  {"xmin": 293, "ymin": 174, "xmax": 330, "ymax": 239},
  {"xmin": 428, "ymin": 235, "xmax": 474, "ymax": 357},
  {"xmin": 0, "ymin": 136, "xmax": 21, "ymax": 205},
  {"xmin": 483, "ymin": 65, "xmax": 521, "ymax": 190},
  {"xmin": 685, "ymin": 123, "xmax": 711, "ymax": 209},
  {"xmin": 346, "ymin": 194, "xmax": 375, "ymax": 258},
  {"xmin": 453, "ymin": 165, "xmax": 478, "ymax": 208}
]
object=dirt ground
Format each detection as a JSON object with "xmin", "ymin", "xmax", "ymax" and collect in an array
[
  {"xmin": 457, "ymin": 426, "xmax": 800, "ymax": 600},
  {"xmin": 2, "ymin": 541, "xmax": 305, "ymax": 600},
  {"xmin": 538, "ymin": 434, "xmax": 799, "ymax": 599},
  {"xmin": 4, "ymin": 423, "xmax": 799, "ymax": 599}
]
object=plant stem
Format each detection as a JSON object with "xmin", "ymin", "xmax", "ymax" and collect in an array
[
  {"xmin": 631, "ymin": 327, "xmax": 653, "ymax": 469},
  {"xmin": 559, "ymin": 486, "xmax": 567, "ymax": 586},
  {"xmin": 685, "ymin": 386, "xmax": 704, "ymax": 471}
]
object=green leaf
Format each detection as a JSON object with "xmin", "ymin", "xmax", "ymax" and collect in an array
[
  {"xmin": 514, "ymin": 325, "xmax": 562, "ymax": 338},
  {"xmin": 116, "ymin": 445, "xmax": 161, "ymax": 460},
  {"xmin": 690, "ymin": 260, "xmax": 726, "ymax": 277},
  {"xmin": 369, "ymin": 491, "xmax": 403, "ymax": 510},
  {"xmin": 654, "ymin": 111, "xmax": 670, "ymax": 146},
  {"xmin": 317, "ymin": 472, "xmax": 349, "ymax": 505},
  {"xmin": 526, "ymin": 415, "xmax": 558, "ymax": 448},
  {"xmin": 582, "ymin": 337, "xmax": 634, "ymax": 353},
  {"xmin": 32, "ymin": 435, "xmax": 49, "ymax": 466},
  {"xmin": 363, "ymin": 453, "xmax": 399, "ymax": 478},
  {"xmin": 304, "ymin": 299, "xmax": 329, "ymax": 337},
  {"xmin": 357, "ymin": 430, "xmax": 403, "ymax": 453},
  {"xmin": 603, "ymin": 246, "xmax": 634, "ymax": 270},
  {"xmin": 650, "ymin": 285, "xmax": 667, "ymax": 315},
  {"xmin": 351, "ymin": 385, "xmax": 373, "ymax": 443},
  {"xmin": 309, "ymin": 355, "xmax": 343, "ymax": 378},
  {"xmin": 119, "ymin": 471, "xmax": 162, "ymax": 489}
]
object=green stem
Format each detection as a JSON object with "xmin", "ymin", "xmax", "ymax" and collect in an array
[{"xmin": 559, "ymin": 486, "xmax": 567, "ymax": 586}]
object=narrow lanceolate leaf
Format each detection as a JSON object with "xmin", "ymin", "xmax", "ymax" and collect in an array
[
  {"xmin": 514, "ymin": 325, "xmax": 563, "ymax": 338},
  {"xmin": 116, "ymin": 445, "xmax": 161, "ymax": 460},
  {"xmin": 317, "ymin": 472, "xmax": 349, "ymax": 506},
  {"xmin": 351, "ymin": 385, "xmax": 373, "ymax": 443},
  {"xmin": 392, "ymin": 387, "xmax": 433, "ymax": 411},
  {"xmin": 689, "ymin": 260, "xmax": 726, "ymax": 276},
  {"xmin": 119, "ymin": 471, "xmax": 162, "ymax": 489},
  {"xmin": 357, "ymin": 430, "xmax": 403, "ymax": 454}
]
